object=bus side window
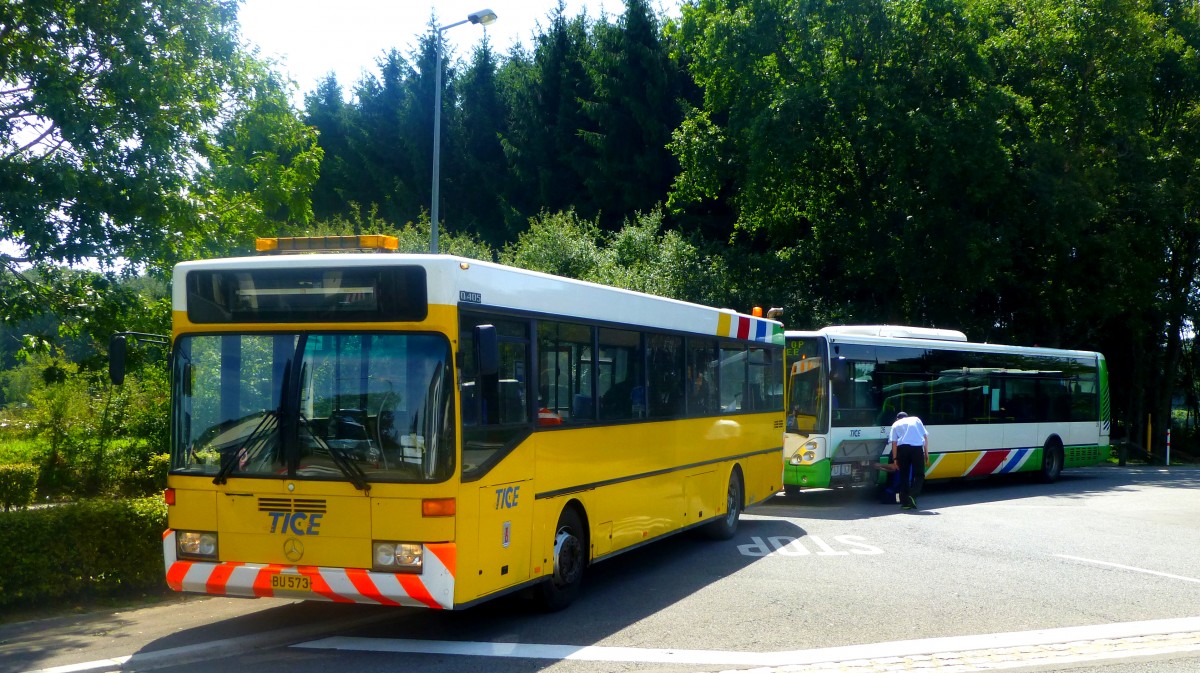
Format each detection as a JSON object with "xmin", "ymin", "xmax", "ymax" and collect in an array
[
  {"xmin": 539, "ymin": 321, "xmax": 594, "ymax": 424},
  {"xmin": 647, "ymin": 334, "xmax": 685, "ymax": 419},
  {"xmin": 687, "ymin": 338, "xmax": 719, "ymax": 415}
]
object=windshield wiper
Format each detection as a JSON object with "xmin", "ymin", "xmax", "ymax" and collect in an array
[
  {"xmin": 213, "ymin": 410, "xmax": 278, "ymax": 485},
  {"xmin": 299, "ymin": 414, "xmax": 371, "ymax": 493}
]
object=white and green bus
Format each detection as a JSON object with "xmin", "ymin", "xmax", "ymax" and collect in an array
[{"xmin": 783, "ymin": 326, "xmax": 1110, "ymax": 495}]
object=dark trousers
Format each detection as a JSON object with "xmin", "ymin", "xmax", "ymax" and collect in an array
[{"xmin": 896, "ymin": 443, "xmax": 925, "ymax": 502}]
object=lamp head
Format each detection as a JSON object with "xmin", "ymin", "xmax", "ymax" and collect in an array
[{"xmin": 468, "ymin": 9, "xmax": 497, "ymax": 25}]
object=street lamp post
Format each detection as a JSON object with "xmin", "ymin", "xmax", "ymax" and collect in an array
[{"xmin": 431, "ymin": 8, "xmax": 497, "ymax": 254}]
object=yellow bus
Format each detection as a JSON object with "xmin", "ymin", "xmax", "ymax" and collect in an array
[{"xmin": 122, "ymin": 236, "xmax": 784, "ymax": 610}]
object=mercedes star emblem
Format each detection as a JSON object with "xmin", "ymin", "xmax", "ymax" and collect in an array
[{"xmin": 283, "ymin": 537, "xmax": 304, "ymax": 562}]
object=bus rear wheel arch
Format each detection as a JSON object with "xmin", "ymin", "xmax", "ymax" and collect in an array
[
  {"xmin": 1039, "ymin": 437, "xmax": 1064, "ymax": 483},
  {"xmin": 704, "ymin": 466, "xmax": 744, "ymax": 540},
  {"xmin": 537, "ymin": 504, "xmax": 587, "ymax": 611}
]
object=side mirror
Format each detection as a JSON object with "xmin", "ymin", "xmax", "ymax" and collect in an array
[{"xmin": 109, "ymin": 334, "xmax": 128, "ymax": 385}]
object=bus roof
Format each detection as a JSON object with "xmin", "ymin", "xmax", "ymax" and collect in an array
[
  {"xmin": 784, "ymin": 325, "xmax": 1103, "ymax": 360},
  {"xmin": 819, "ymin": 325, "xmax": 968, "ymax": 341},
  {"xmin": 172, "ymin": 253, "xmax": 784, "ymax": 343}
]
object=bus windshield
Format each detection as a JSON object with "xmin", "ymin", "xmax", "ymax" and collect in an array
[
  {"xmin": 786, "ymin": 336, "xmax": 828, "ymax": 434},
  {"xmin": 171, "ymin": 332, "xmax": 455, "ymax": 483}
]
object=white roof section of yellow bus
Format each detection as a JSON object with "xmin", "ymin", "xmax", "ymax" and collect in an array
[{"xmin": 173, "ymin": 254, "xmax": 780, "ymax": 338}]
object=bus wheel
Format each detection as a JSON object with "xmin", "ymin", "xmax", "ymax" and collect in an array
[
  {"xmin": 1039, "ymin": 440, "xmax": 1064, "ymax": 483},
  {"xmin": 538, "ymin": 507, "xmax": 586, "ymax": 611},
  {"xmin": 783, "ymin": 484, "xmax": 801, "ymax": 497},
  {"xmin": 705, "ymin": 468, "xmax": 744, "ymax": 540}
]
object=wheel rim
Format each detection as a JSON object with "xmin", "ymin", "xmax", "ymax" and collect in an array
[
  {"xmin": 1044, "ymin": 446, "xmax": 1062, "ymax": 478},
  {"xmin": 552, "ymin": 524, "xmax": 583, "ymax": 587}
]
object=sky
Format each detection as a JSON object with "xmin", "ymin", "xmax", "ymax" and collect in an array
[{"xmin": 238, "ymin": 1, "xmax": 615, "ymax": 99}]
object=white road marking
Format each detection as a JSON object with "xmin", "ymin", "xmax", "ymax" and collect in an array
[
  {"xmin": 1055, "ymin": 554, "xmax": 1200, "ymax": 584},
  {"xmin": 25, "ymin": 659, "xmax": 130, "ymax": 673},
  {"xmin": 293, "ymin": 616, "xmax": 1200, "ymax": 667}
]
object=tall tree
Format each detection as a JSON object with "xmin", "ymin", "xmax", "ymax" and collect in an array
[
  {"xmin": 582, "ymin": 0, "xmax": 680, "ymax": 229},
  {"xmin": 198, "ymin": 63, "xmax": 322, "ymax": 255},
  {"xmin": 674, "ymin": 0, "xmax": 1009, "ymax": 329},
  {"xmin": 971, "ymin": 0, "xmax": 1199, "ymax": 450},
  {"xmin": 349, "ymin": 49, "xmax": 422, "ymax": 225},
  {"xmin": 304, "ymin": 75, "xmax": 354, "ymax": 221},
  {"xmin": 502, "ymin": 2, "xmax": 597, "ymax": 218},
  {"xmin": 452, "ymin": 37, "xmax": 511, "ymax": 246}
]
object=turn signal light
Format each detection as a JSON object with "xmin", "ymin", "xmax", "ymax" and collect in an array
[{"xmin": 422, "ymin": 498, "xmax": 456, "ymax": 517}]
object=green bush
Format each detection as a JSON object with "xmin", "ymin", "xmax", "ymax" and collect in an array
[
  {"xmin": 115, "ymin": 453, "xmax": 170, "ymax": 497},
  {"xmin": 13, "ymin": 366, "xmax": 171, "ymax": 500},
  {"xmin": 0, "ymin": 464, "xmax": 37, "ymax": 511},
  {"xmin": 0, "ymin": 437, "xmax": 38, "ymax": 464},
  {"xmin": 28, "ymin": 372, "xmax": 103, "ymax": 498},
  {"xmin": 0, "ymin": 497, "xmax": 167, "ymax": 609}
]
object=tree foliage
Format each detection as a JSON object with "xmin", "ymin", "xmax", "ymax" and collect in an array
[
  {"xmin": 672, "ymin": 0, "xmax": 1200, "ymax": 447},
  {"xmin": 1, "ymin": 0, "xmax": 319, "ymax": 322}
]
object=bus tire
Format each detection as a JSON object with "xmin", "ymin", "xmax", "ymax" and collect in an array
[
  {"xmin": 537, "ymin": 506, "xmax": 586, "ymax": 611},
  {"xmin": 1039, "ymin": 439, "xmax": 1064, "ymax": 483},
  {"xmin": 783, "ymin": 483, "xmax": 801, "ymax": 497},
  {"xmin": 704, "ymin": 467, "xmax": 744, "ymax": 540}
]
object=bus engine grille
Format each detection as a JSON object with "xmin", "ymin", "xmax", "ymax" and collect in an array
[{"xmin": 258, "ymin": 497, "xmax": 328, "ymax": 513}]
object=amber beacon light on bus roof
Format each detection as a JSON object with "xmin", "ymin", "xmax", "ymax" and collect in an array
[{"xmin": 255, "ymin": 235, "xmax": 400, "ymax": 254}]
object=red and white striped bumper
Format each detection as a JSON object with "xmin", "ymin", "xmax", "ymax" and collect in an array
[{"xmin": 162, "ymin": 530, "xmax": 457, "ymax": 609}]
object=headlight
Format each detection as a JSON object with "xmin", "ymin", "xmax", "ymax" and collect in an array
[
  {"xmin": 372, "ymin": 541, "xmax": 423, "ymax": 573},
  {"xmin": 177, "ymin": 531, "xmax": 218, "ymax": 560},
  {"xmin": 802, "ymin": 439, "xmax": 820, "ymax": 462}
]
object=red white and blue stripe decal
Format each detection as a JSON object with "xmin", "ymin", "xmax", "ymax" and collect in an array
[
  {"xmin": 718, "ymin": 313, "xmax": 783, "ymax": 343},
  {"xmin": 926, "ymin": 448, "xmax": 1038, "ymax": 479}
]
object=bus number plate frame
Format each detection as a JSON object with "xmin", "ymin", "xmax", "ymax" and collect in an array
[{"xmin": 271, "ymin": 574, "xmax": 312, "ymax": 592}]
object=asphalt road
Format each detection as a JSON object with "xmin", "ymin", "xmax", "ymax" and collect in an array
[{"xmin": 4, "ymin": 464, "xmax": 1199, "ymax": 673}]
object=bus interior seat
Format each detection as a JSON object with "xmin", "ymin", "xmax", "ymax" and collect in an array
[
  {"xmin": 572, "ymin": 394, "xmax": 593, "ymax": 421},
  {"xmin": 745, "ymin": 385, "xmax": 764, "ymax": 411}
]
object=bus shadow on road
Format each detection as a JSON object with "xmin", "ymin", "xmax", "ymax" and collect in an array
[
  {"xmin": 346, "ymin": 519, "xmax": 797, "ymax": 641},
  {"xmin": 70, "ymin": 517, "xmax": 792, "ymax": 670}
]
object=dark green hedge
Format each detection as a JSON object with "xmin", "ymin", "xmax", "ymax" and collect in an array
[
  {"xmin": 0, "ymin": 497, "xmax": 167, "ymax": 609},
  {"xmin": 0, "ymin": 464, "xmax": 37, "ymax": 511}
]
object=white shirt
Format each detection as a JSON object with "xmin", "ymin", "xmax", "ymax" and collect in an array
[{"xmin": 889, "ymin": 416, "xmax": 928, "ymax": 446}]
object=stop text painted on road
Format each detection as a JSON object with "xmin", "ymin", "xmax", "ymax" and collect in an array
[{"xmin": 738, "ymin": 534, "xmax": 882, "ymax": 557}]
